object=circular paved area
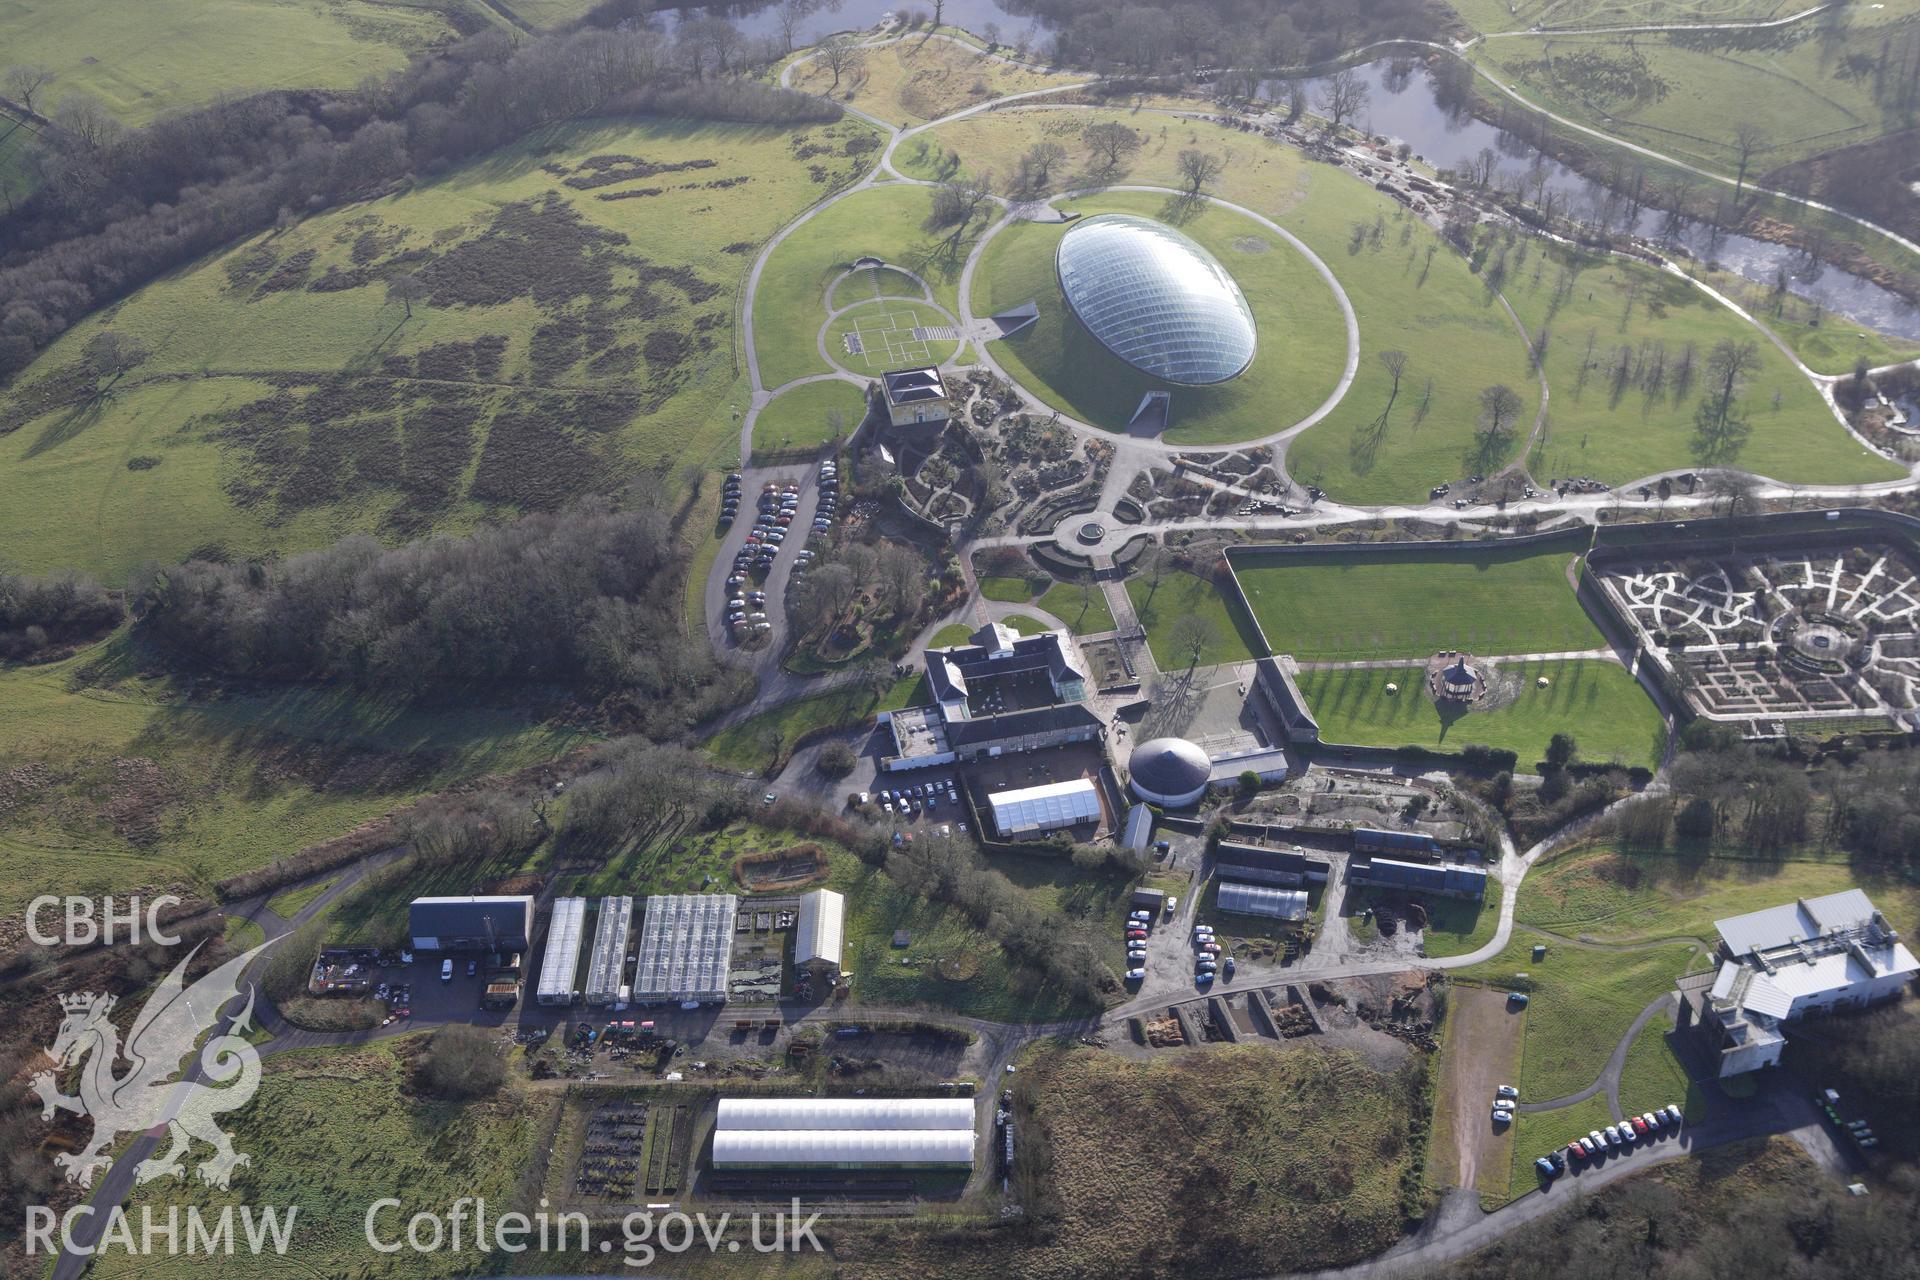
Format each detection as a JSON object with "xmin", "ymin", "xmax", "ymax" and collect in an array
[{"xmin": 1052, "ymin": 511, "xmax": 1134, "ymax": 555}]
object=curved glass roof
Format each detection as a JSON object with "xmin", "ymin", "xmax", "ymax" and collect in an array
[{"xmin": 1055, "ymin": 213, "xmax": 1257, "ymax": 386}]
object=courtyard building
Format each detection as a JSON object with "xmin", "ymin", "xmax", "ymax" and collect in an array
[
  {"xmin": 1678, "ymin": 889, "xmax": 1918, "ymax": 1077},
  {"xmin": 880, "ymin": 624, "xmax": 1102, "ymax": 771}
]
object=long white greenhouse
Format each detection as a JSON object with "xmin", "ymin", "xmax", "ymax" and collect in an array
[{"xmin": 712, "ymin": 1096, "xmax": 976, "ymax": 1169}]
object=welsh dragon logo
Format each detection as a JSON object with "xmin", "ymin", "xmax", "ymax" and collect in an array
[{"xmin": 31, "ymin": 941, "xmax": 273, "ymax": 1190}]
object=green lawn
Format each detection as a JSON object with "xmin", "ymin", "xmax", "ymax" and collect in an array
[
  {"xmin": 0, "ymin": 0, "xmax": 472, "ymax": 125},
  {"xmin": 1403, "ymin": 880, "xmax": 1502, "ymax": 958},
  {"xmin": 1299, "ymin": 658, "xmax": 1667, "ymax": 769},
  {"xmin": 753, "ymin": 183, "xmax": 976, "ymax": 390},
  {"xmin": 917, "ymin": 102, "xmax": 1542, "ymax": 496},
  {"xmin": 703, "ymin": 674, "xmax": 921, "ymax": 773},
  {"xmin": 1477, "ymin": 23, "xmax": 1916, "ymax": 174},
  {"xmin": 1617, "ymin": 1014, "xmax": 1709, "ymax": 1126},
  {"xmin": 91, "ymin": 1041, "xmax": 551, "ymax": 1280},
  {"xmin": 0, "ymin": 636, "xmax": 585, "ymax": 908},
  {"xmin": 979, "ymin": 574, "xmax": 1038, "ymax": 602},
  {"xmin": 1234, "ymin": 546, "xmax": 1599, "ymax": 661},
  {"xmin": 1500, "ymin": 239, "xmax": 1904, "ymax": 488},
  {"xmin": 1459, "ymin": 934, "xmax": 1701, "ymax": 1112},
  {"xmin": 1002, "ymin": 614, "xmax": 1050, "ymax": 636},
  {"xmin": 1127, "ymin": 570, "xmax": 1264, "ymax": 669},
  {"xmin": 1515, "ymin": 842, "xmax": 1920, "ymax": 944},
  {"xmin": 0, "ymin": 117, "xmax": 876, "ymax": 582},
  {"xmin": 973, "ymin": 192, "xmax": 1348, "ymax": 446},
  {"xmin": 828, "ymin": 298, "xmax": 961, "ymax": 372},
  {"xmin": 1036, "ymin": 580, "xmax": 1116, "ymax": 635},
  {"xmin": 930, "ymin": 622, "xmax": 976, "ymax": 646},
  {"xmin": 751, "ymin": 379, "xmax": 866, "ymax": 456}
]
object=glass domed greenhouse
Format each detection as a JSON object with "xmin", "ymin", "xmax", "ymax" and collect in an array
[{"xmin": 1054, "ymin": 213, "xmax": 1257, "ymax": 386}]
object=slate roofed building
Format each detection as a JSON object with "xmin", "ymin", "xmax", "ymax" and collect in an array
[
  {"xmin": 1213, "ymin": 842, "xmax": 1329, "ymax": 887},
  {"xmin": 1252, "ymin": 657, "xmax": 1320, "ymax": 744},
  {"xmin": 1347, "ymin": 856, "xmax": 1487, "ymax": 899},
  {"xmin": 878, "ymin": 624, "xmax": 1102, "ymax": 771},
  {"xmin": 1679, "ymin": 890, "xmax": 1919, "ymax": 1077},
  {"xmin": 408, "ymin": 895, "xmax": 533, "ymax": 954},
  {"xmin": 880, "ymin": 366, "xmax": 952, "ymax": 428}
]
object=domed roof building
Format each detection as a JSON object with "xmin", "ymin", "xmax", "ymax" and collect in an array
[
  {"xmin": 1128, "ymin": 736, "xmax": 1212, "ymax": 807},
  {"xmin": 1055, "ymin": 214, "xmax": 1257, "ymax": 386}
]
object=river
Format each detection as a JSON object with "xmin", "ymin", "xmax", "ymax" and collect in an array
[
  {"xmin": 664, "ymin": 3, "xmax": 1919, "ymax": 343},
  {"xmin": 1289, "ymin": 58, "xmax": 1920, "ymax": 343}
]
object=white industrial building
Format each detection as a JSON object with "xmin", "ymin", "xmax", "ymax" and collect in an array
[
  {"xmin": 711, "ymin": 1097, "xmax": 975, "ymax": 1169},
  {"xmin": 1679, "ymin": 889, "xmax": 1918, "ymax": 1077},
  {"xmin": 632, "ymin": 893, "xmax": 737, "ymax": 1005},
  {"xmin": 583, "ymin": 895, "xmax": 634, "ymax": 1007},
  {"xmin": 988, "ymin": 778, "xmax": 1101, "ymax": 838},
  {"xmin": 536, "ymin": 897, "xmax": 587, "ymax": 1007},
  {"xmin": 794, "ymin": 889, "xmax": 845, "ymax": 983}
]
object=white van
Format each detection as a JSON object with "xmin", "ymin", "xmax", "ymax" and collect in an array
[{"xmin": 439, "ymin": 959, "xmax": 453, "ymax": 982}]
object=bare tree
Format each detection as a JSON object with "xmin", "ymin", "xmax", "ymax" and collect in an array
[
  {"xmin": 818, "ymin": 34, "xmax": 866, "ymax": 93},
  {"xmin": 1081, "ymin": 120, "xmax": 1140, "ymax": 174},
  {"xmin": 1176, "ymin": 148, "xmax": 1224, "ymax": 197},
  {"xmin": 923, "ymin": 171, "xmax": 995, "ymax": 261},
  {"xmin": 3, "ymin": 65, "xmax": 54, "ymax": 115},
  {"xmin": 1692, "ymin": 337, "xmax": 1760, "ymax": 463},
  {"xmin": 386, "ymin": 272, "xmax": 428, "ymax": 321},
  {"xmin": 1315, "ymin": 68, "xmax": 1369, "ymax": 134},
  {"xmin": 1015, "ymin": 140, "xmax": 1067, "ymax": 194},
  {"xmin": 774, "ymin": 0, "xmax": 819, "ymax": 53},
  {"xmin": 1378, "ymin": 350, "xmax": 1408, "ymax": 404},
  {"xmin": 82, "ymin": 330, "xmax": 149, "ymax": 395},
  {"xmin": 1168, "ymin": 612, "xmax": 1218, "ymax": 670},
  {"xmin": 50, "ymin": 94, "xmax": 121, "ymax": 153},
  {"xmin": 1474, "ymin": 383, "xmax": 1524, "ymax": 469},
  {"xmin": 1731, "ymin": 122, "xmax": 1768, "ymax": 199}
]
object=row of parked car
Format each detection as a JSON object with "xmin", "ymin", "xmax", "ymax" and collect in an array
[
  {"xmin": 1535, "ymin": 1104, "xmax": 1685, "ymax": 1180},
  {"xmin": 1123, "ymin": 908, "xmax": 1155, "ymax": 981},
  {"xmin": 862, "ymin": 777, "xmax": 961, "ymax": 822},
  {"xmin": 1193, "ymin": 924, "xmax": 1232, "ymax": 985},
  {"xmin": 786, "ymin": 459, "xmax": 840, "ymax": 603}
]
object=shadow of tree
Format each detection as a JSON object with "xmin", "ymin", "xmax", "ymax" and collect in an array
[{"xmin": 25, "ymin": 393, "xmax": 108, "ymax": 460}]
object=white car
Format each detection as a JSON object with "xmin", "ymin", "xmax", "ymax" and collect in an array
[
  {"xmin": 1496, "ymin": 1085, "xmax": 1519, "ymax": 1100},
  {"xmin": 1124, "ymin": 968, "xmax": 1146, "ymax": 981},
  {"xmin": 1665, "ymin": 1104, "xmax": 1684, "ymax": 1126},
  {"xmin": 1493, "ymin": 1098, "xmax": 1515, "ymax": 1112},
  {"xmin": 1602, "ymin": 1126, "xmax": 1619, "ymax": 1147}
]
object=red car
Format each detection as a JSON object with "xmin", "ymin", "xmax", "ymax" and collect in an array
[
  {"xmin": 1126, "ymin": 929, "xmax": 1149, "ymax": 941},
  {"xmin": 1566, "ymin": 1143, "xmax": 1585, "ymax": 1165},
  {"xmin": 1631, "ymin": 1117, "xmax": 1650, "ymax": 1136}
]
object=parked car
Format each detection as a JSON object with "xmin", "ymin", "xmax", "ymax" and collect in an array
[
  {"xmin": 1642, "ymin": 1111, "xmax": 1661, "ymax": 1131},
  {"xmin": 1493, "ymin": 1099, "xmax": 1515, "ymax": 1113},
  {"xmin": 440, "ymin": 959, "xmax": 453, "ymax": 982},
  {"xmin": 1631, "ymin": 1117, "xmax": 1649, "ymax": 1137},
  {"xmin": 1496, "ymin": 1085, "xmax": 1519, "ymax": 1100},
  {"xmin": 1492, "ymin": 1108, "xmax": 1511, "ymax": 1125},
  {"xmin": 1535, "ymin": 1157, "xmax": 1560, "ymax": 1179},
  {"xmin": 1125, "ymin": 968, "xmax": 1146, "ymax": 981},
  {"xmin": 1508, "ymin": 992, "xmax": 1531, "ymax": 1008},
  {"xmin": 465, "ymin": 960, "xmax": 477, "ymax": 977},
  {"xmin": 1126, "ymin": 930, "xmax": 1148, "ymax": 941},
  {"xmin": 1664, "ymin": 1104, "xmax": 1684, "ymax": 1126},
  {"xmin": 1222, "ymin": 956, "xmax": 1234, "ymax": 978},
  {"xmin": 1588, "ymin": 1131, "xmax": 1606, "ymax": 1153},
  {"xmin": 1602, "ymin": 1126, "xmax": 1619, "ymax": 1147}
]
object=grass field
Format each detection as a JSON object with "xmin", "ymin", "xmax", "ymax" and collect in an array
[
  {"xmin": 1495, "ymin": 238, "xmax": 1904, "ymax": 487},
  {"xmin": 91, "ymin": 1041, "xmax": 552, "ymax": 1280},
  {"xmin": 0, "ymin": 0, "xmax": 473, "ymax": 125},
  {"xmin": 1695, "ymin": 263, "xmax": 1920, "ymax": 375},
  {"xmin": 973, "ymin": 191, "xmax": 1349, "ymax": 445},
  {"xmin": 789, "ymin": 34, "xmax": 1070, "ymax": 126},
  {"xmin": 1126, "ymin": 570, "xmax": 1264, "ymax": 669},
  {"xmin": 497, "ymin": 0, "xmax": 598, "ymax": 27},
  {"xmin": 978, "ymin": 574, "xmax": 1037, "ymax": 602},
  {"xmin": 1515, "ymin": 841, "xmax": 1920, "ymax": 943},
  {"xmin": 829, "ymin": 299, "xmax": 961, "ymax": 371},
  {"xmin": 912, "ymin": 103, "xmax": 1541, "ymax": 490},
  {"xmin": 0, "ymin": 635, "xmax": 584, "ymax": 910},
  {"xmin": 752, "ymin": 379, "xmax": 866, "ymax": 455},
  {"xmin": 929, "ymin": 622, "xmax": 975, "ymax": 646},
  {"xmin": 266, "ymin": 876, "xmax": 339, "ymax": 920},
  {"xmin": 1299, "ymin": 658, "xmax": 1667, "ymax": 768},
  {"xmin": 0, "ymin": 117, "xmax": 877, "ymax": 582},
  {"xmin": 1617, "ymin": 1013, "xmax": 1709, "ymax": 1124},
  {"xmin": 1235, "ymin": 546, "xmax": 1599, "ymax": 661},
  {"xmin": 752, "ymin": 184, "xmax": 978, "ymax": 390},
  {"xmin": 1476, "ymin": 20, "xmax": 1919, "ymax": 175},
  {"xmin": 1459, "ymin": 934, "xmax": 1702, "ymax": 1123},
  {"xmin": 1412, "ymin": 880, "xmax": 1502, "ymax": 957},
  {"xmin": 703, "ymin": 674, "xmax": 921, "ymax": 773},
  {"xmin": 1036, "ymin": 580, "xmax": 1116, "ymax": 635}
]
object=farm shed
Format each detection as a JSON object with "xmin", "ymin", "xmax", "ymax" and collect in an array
[{"xmin": 408, "ymin": 895, "xmax": 533, "ymax": 953}]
